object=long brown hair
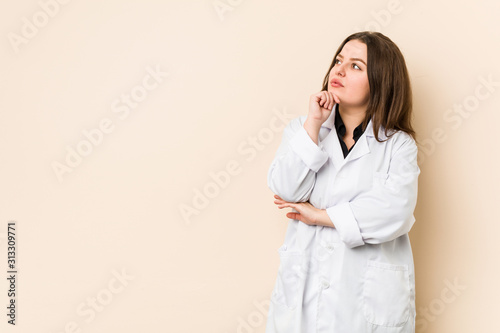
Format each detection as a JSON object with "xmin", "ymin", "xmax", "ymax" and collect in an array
[{"xmin": 321, "ymin": 31, "xmax": 416, "ymax": 143}]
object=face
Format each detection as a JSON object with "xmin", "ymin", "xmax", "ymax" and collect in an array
[{"xmin": 328, "ymin": 39, "xmax": 370, "ymax": 109}]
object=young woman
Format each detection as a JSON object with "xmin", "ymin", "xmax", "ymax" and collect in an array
[{"xmin": 265, "ymin": 31, "xmax": 420, "ymax": 333}]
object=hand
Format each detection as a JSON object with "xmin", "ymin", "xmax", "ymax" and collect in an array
[
  {"xmin": 273, "ymin": 195, "xmax": 335, "ymax": 228},
  {"xmin": 308, "ymin": 91, "xmax": 340, "ymax": 125}
]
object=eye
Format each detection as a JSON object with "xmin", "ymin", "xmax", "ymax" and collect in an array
[
  {"xmin": 334, "ymin": 58, "xmax": 341, "ymax": 65},
  {"xmin": 352, "ymin": 63, "xmax": 361, "ymax": 70}
]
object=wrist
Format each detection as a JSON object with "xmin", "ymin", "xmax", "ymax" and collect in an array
[
  {"xmin": 304, "ymin": 117, "xmax": 322, "ymax": 130},
  {"xmin": 303, "ymin": 119, "xmax": 321, "ymax": 144},
  {"xmin": 316, "ymin": 209, "xmax": 335, "ymax": 228}
]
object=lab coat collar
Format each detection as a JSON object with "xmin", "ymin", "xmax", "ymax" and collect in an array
[
  {"xmin": 319, "ymin": 104, "xmax": 388, "ymax": 169},
  {"xmin": 321, "ymin": 104, "xmax": 388, "ymax": 140}
]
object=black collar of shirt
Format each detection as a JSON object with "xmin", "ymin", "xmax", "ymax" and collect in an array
[{"xmin": 334, "ymin": 104, "xmax": 365, "ymax": 158}]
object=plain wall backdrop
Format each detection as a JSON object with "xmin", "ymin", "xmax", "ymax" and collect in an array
[{"xmin": 1, "ymin": 0, "xmax": 499, "ymax": 332}]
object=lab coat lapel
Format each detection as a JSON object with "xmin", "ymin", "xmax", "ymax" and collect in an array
[
  {"xmin": 343, "ymin": 121, "xmax": 371, "ymax": 164},
  {"xmin": 322, "ymin": 131, "xmax": 346, "ymax": 170},
  {"xmin": 320, "ymin": 111, "xmax": 387, "ymax": 169},
  {"xmin": 344, "ymin": 133, "xmax": 369, "ymax": 163},
  {"xmin": 344, "ymin": 119, "xmax": 388, "ymax": 164},
  {"xmin": 319, "ymin": 106, "xmax": 346, "ymax": 170}
]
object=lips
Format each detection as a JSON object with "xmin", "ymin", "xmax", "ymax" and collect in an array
[{"xmin": 330, "ymin": 79, "xmax": 344, "ymax": 87}]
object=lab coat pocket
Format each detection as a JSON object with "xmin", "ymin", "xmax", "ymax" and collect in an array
[
  {"xmin": 362, "ymin": 260, "xmax": 410, "ymax": 327},
  {"xmin": 271, "ymin": 246, "xmax": 305, "ymax": 310}
]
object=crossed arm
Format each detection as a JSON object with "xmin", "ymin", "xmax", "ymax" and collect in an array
[
  {"xmin": 268, "ymin": 117, "xmax": 419, "ymax": 248},
  {"xmin": 273, "ymin": 194, "xmax": 335, "ymax": 228}
]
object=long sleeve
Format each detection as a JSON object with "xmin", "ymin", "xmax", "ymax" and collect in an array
[
  {"xmin": 326, "ymin": 133, "xmax": 420, "ymax": 248},
  {"xmin": 267, "ymin": 117, "xmax": 329, "ymax": 203}
]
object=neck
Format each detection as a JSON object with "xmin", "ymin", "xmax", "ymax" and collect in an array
[{"xmin": 338, "ymin": 104, "xmax": 367, "ymax": 134}]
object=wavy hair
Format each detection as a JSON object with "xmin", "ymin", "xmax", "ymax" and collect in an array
[{"xmin": 321, "ymin": 31, "xmax": 416, "ymax": 143}]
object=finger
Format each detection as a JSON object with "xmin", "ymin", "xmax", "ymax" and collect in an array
[
  {"xmin": 321, "ymin": 91, "xmax": 330, "ymax": 107},
  {"xmin": 286, "ymin": 212, "xmax": 312, "ymax": 225},
  {"xmin": 332, "ymin": 93, "xmax": 340, "ymax": 104},
  {"xmin": 325, "ymin": 92, "xmax": 333, "ymax": 109},
  {"xmin": 286, "ymin": 212, "xmax": 301, "ymax": 220},
  {"xmin": 319, "ymin": 92, "xmax": 326, "ymax": 107},
  {"xmin": 320, "ymin": 91, "xmax": 328, "ymax": 109},
  {"xmin": 314, "ymin": 94, "xmax": 323, "ymax": 104},
  {"xmin": 277, "ymin": 203, "xmax": 295, "ymax": 209},
  {"xmin": 274, "ymin": 196, "xmax": 286, "ymax": 203},
  {"xmin": 327, "ymin": 91, "xmax": 333, "ymax": 109},
  {"xmin": 274, "ymin": 199, "xmax": 288, "ymax": 206},
  {"xmin": 327, "ymin": 92, "xmax": 334, "ymax": 109}
]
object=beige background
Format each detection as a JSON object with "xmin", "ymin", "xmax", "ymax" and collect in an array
[{"xmin": 1, "ymin": 0, "xmax": 499, "ymax": 332}]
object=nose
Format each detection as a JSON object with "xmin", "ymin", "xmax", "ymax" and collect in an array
[{"xmin": 335, "ymin": 64, "xmax": 345, "ymax": 77}]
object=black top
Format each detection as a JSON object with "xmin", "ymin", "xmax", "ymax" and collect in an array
[{"xmin": 334, "ymin": 105, "xmax": 366, "ymax": 158}]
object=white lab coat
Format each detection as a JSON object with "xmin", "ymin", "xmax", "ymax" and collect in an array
[{"xmin": 265, "ymin": 105, "xmax": 420, "ymax": 333}]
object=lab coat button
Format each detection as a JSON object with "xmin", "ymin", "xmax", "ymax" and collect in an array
[{"xmin": 321, "ymin": 280, "xmax": 330, "ymax": 289}]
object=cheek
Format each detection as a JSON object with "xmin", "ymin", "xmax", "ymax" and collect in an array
[
  {"xmin": 329, "ymin": 69, "xmax": 335, "ymax": 81},
  {"xmin": 353, "ymin": 76, "xmax": 370, "ymax": 96},
  {"xmin": 362, "ymin": 80, "xmax": 370, "ymax": 98}
]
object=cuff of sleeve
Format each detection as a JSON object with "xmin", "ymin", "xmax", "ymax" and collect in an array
[
  {"xmin": 326, "ymin": 202, "xmax": 365, "ymax": 248},
  {"xmin": 289, "ymin": 125, "xmax": 329, "ymax": 173}
]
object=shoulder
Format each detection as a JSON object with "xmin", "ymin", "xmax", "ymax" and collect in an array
[
  {"xmin": 388, "ymin": 129, "xmax": 414, "ymax": 143},
  {"xmin": 388, "ymin": 130, "xmax": 418, "ymax": 157},
  {"xmin": 371, "ymin": 122, "xmax": 417, "ymax": 154}
]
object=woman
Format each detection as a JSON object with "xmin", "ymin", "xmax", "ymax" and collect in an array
[{"xmin": 265, "ymin": 31, "xmax": 420, "ymax": 333}]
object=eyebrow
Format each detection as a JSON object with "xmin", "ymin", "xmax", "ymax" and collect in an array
[{"xmin": 337, "ymin": 54, "xmax": 367, "ymax": 66}]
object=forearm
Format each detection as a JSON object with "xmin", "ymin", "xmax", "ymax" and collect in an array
[
  {"xmin": 325, "ymin": 136, "xmax": 420, "ymax": 248},
  {"xmin": 268, "ymin": 118, "xmax": 328, "ymax": 202},
  {"xmin": 315, "ymin": 209, "xmax": 335, "ymax": 228},
  {"xmin": 303, "ymin": 118, "xmax": 322, "ymax": 145}
]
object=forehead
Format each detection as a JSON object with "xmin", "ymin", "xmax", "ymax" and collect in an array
[{"xmin": 339, "ymin": 40, "xmax": 367, "ymax": 59}]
